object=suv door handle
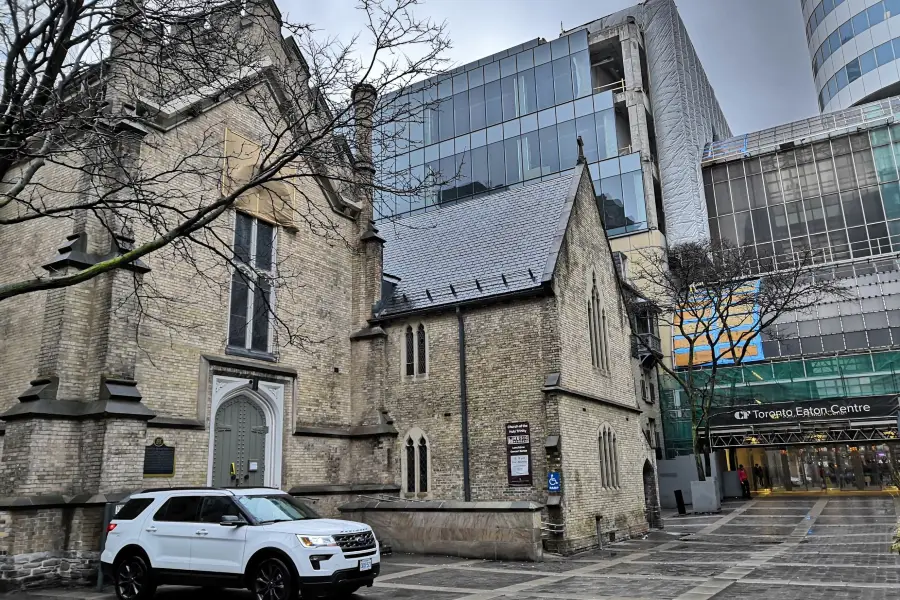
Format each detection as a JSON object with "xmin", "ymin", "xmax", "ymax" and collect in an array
[
  {"xmin": 195, "ymin": 529, "xmax": 208, "ymax": 536},
  {"xmin": 145, "ymin": 526, "xmax": 157, "ymax": 533}
]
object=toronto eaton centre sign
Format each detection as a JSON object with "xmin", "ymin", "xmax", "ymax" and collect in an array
[{"xmin": 708, "ymin": 395, "xmax": 900, "ymax": 429}]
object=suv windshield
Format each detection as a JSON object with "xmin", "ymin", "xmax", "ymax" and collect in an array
[{"xmin": 235, "ymin": 494, "xmax": 319, "ymax": 524}]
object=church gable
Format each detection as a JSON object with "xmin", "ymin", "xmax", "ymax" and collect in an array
[{"xmin": 550, "ymin": 165, "xmax": 639, "ymax": 410}]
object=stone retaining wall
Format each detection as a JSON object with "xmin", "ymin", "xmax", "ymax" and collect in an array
[
  {"xmin": 0, "ymin": 501, "xmax": 114, "ymax": 591},
  {"xmin": 339, "ymin": 500, "xmax": 544, "ymax": 561}
]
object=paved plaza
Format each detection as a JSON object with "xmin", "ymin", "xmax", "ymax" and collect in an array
[{"xmin": 7, "ymin": 496, "xmax": 900, "ymax": 600}]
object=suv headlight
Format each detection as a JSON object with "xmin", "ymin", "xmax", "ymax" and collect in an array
[{"xmin": 296, "ymin": 535, "xmax": 337, "ymax": 548}]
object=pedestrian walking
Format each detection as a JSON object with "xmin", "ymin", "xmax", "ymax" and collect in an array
[{"xmin": 738, "ymin": 464, "xmax": 751, "ymax": 499}]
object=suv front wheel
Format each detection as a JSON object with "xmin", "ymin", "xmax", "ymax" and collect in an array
[
  {"xmin": 114, "ymin": 554, "xmax": 156, "ymax": 600},
  {"xmin": 251, "ymin": 556, "xmax": 295, "ymax": 600}
]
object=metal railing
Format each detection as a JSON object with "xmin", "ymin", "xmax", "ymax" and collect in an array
[
  {"xmin": 744, "ymin": 237, "xmax": 899, "ymax": 276},
  {"xmin": 702, "ymin": 95, "xmax": 900, "ymax": 163},
  {"xmin": 592, "ymin": 79, "xmax": 625, "ymax": 95},
  {"xmin": 636, "ymin": 333, "xmax": 662, "ymax": 356},
  {"xmin": 541, "ymin": 521, "xmax": 565, "ymax": 535}
]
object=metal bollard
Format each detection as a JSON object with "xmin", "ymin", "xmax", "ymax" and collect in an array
[{"xmin": 674, "ymin": 490, "xmax": 687, "ymax": 515}]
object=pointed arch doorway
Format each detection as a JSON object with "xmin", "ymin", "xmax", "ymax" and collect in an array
[
  {"xmin": 207, "ymin": 376, "xmax": 284, "ymax": 489},
  {"xmin": 643, "ymin": 459, "xmax": 661, "ymax": 529},
  {"xmin": 212, "ymin": 394, "xmax": 268, "ymax": 487}
]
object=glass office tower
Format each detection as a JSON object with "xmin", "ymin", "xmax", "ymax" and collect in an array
[
  {"xmin": 804, "ymin": 0, "xmax": 900, "ymax": 113},
  {"xmin": 374, "ymin": 0, "xmax": 731, "ymax": 247},
  {"xmin": 376, "ymin": 29, "xmax": 647, "ymax": 237}
]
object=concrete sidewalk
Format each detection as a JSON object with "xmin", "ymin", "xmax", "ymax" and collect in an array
[{"xmin": 4, "ymin": 497, "xmax": 900, "ymax": 600}]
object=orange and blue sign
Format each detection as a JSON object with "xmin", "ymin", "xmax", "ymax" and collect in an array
[{"xmin": 672, "ymin": 279, "xmax": 765, "ymax": 368}]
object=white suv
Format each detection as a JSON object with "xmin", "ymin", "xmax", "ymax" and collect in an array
[{"xmin": 101, "ymin": 487, "xmax": 380, "ymax": 600}]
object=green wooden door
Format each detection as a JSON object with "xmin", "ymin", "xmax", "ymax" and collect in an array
[{"xmin": 213, "ymin": 395, "xmax": 267, "ymax": 487}]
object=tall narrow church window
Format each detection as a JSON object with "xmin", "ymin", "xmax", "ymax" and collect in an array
[
  {"xmin": 418, "ymin": 437, "xmax": 429, "ymax": 492},
  {"xmin": 417, "ymin": 324, "xmax": 427, "ymax": 375},
  {"xmin": 589, "ymin": 273, "xmax": 609, "ymax": 371},
  {"xmin": 601, "ymin": 308, "xmax": 609, "ymax": 371},
  {"xmin": 402, "ymin": 429, "xmax": 431, "ymax": 497},
  {"xmin": 402, "ymin": 323, "xmax": 428, "ymax": 378},
  {"xmin": 599, "ymin": 424, "xmax": 619, "ymax": 488},
  {"xmin": 588, "ymin": 300, "xmax": 597, "ymax": 366},
  {"xmin": 405, "ymin": 326, "xmax": 415, "ymax": 376},
  {"xmin": 405, "ymin": 438, "xmax": 416, "ymax": 493},
  {"xmin": 228, "ymin": 212, "xmax": 275, "ymax": 354}
]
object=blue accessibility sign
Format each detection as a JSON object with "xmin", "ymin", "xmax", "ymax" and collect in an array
[{"xmin": 548, "ymin": 471, "xmax": 561, "ymax": 493}]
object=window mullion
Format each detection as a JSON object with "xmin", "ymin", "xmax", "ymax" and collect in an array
[
  {"xmin": 245, "ymin": 274, "xmax": 255, "ymax": 349},
  {"xmin": 247, "ymin": 221, "xmax": 259, "ymax": 348},
  {"xmin": 600, "ymin": 431, "xmax": 607, "ymax": 487}
]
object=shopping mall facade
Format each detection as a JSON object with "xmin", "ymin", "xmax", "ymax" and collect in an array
[{"xmin": 662, "ymin": 96, "xmax": 900, "ymax": 492}]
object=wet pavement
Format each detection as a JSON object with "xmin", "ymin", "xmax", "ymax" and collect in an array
[{"xmin": 6, "ymin": 495, "xmax": 900, "ymax": 599}]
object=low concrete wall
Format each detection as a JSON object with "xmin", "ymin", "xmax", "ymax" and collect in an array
[
  {"xmin": 657, "ymin": 452, "xmax": 727, "ymax": 509},
  {"xmin": 339, "ymin": 500, "xmax": 544, "ymax": 561},
  {"xmin": 289, "ymin": 484, "xmax": 401, "ymax": 518}
]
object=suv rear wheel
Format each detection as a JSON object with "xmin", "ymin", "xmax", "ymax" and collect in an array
[
  {"xmin": 251, "ymin": 556, "xmax": 294, "ymax": 600},
  {"xmin": 114, "ymin": 554, "xmax": 156, "ymax": 600}
]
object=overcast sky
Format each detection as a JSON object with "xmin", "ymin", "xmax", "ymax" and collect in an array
[{"xmin": 284, "ymin": 0, "xmax": 817, "ymax": 137}]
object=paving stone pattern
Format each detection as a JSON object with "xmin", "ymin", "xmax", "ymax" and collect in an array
[{"xmin": 5, "ymin": 496, "xmax": 900, "ymax": 600}]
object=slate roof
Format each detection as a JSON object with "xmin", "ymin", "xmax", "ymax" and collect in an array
[{"xmin": 377, "ymin": 170, "xmax": 581, "ymax": 318}]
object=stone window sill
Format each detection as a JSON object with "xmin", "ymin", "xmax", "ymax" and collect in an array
[{"xmin": 225, "ymin": 345, "xmax": 278, "ymax": 363}]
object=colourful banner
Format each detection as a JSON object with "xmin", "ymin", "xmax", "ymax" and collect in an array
[{"xmin": 672, "ymin": 279, "xmax": 765, "ymax": 368}]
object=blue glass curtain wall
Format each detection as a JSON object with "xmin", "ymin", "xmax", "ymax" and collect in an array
[{"xmin": 374, "ymin": 28, "xmax": 649, "ymax": 238}]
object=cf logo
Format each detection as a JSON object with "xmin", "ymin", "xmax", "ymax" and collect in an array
[{"xmin": 734, "ymin": 410, "xmax": 751, "ymax": 420}]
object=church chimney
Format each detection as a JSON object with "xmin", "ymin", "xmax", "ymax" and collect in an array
[
  {"xmin": 350, "ymin": 83, "xmax": 384, "ymax": 327},
  {"xmin": 352, "ymin": 83, "xmax": 378, "ymax": 226}
]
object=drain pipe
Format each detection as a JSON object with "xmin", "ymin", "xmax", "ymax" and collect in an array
[{"xmin": 457, "ymin": 306, "xmax": 472, "ymax": 501}]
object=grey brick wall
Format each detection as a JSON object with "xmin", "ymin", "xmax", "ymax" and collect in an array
[
  {"xmin": 375, "ymin": 170, "xmax": 657, "ymax": 551},
  {"xmin": 549, "ymin": 169, "xmax": 655, "ymax": 550}
]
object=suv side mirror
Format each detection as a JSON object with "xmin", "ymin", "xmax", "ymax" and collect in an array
[{"xmin": 220, "ymin": 515, "xmax": 247, "ymax": 527}]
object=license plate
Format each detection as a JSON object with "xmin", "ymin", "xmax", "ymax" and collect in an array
[{"xmin": 359, "ymin": 558, "xmax": 372, "ymax": 571}]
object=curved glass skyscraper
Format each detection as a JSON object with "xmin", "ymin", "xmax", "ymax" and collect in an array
[{"xmin": 806, "ymin": 0, "xmax": 900, "ymax": 112}]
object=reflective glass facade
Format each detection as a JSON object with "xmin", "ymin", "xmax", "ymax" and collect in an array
[
  {"xmin": 687, "ymin": 129, "xmax": 900, "ymax": 460},
  {"xmin": 703, "ymin": 125, "xmax": 900, "ymax": 270},
  {"xmin": 807, "ymin": 0, "xmax": 900, "ymax": 112},
  {"xmin": 375, "ymin": 30, "xmax": 648, "ymax": 236},
  {"xmin": 818, "ymin": 34, "xmax": 900, "ymax": 110},
  {"xmin": 662, "ymin": 347, "xmax": 900, "ymax": 456},
  {"xmin": 809, "ymin": 0, "xmax": 900, "ymax": 75}
]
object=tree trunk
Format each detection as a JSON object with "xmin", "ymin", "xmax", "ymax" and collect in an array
[{"xmin": 694, "ymin": 438, "xmax": 706, "ymax": 481}]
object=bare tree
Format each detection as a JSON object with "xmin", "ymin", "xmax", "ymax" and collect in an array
[
  {"xmin": 0, "ymin": 0, "xmax": 449, "ymax": 325},
  {"xmin": 629, "ymin": 240, "xmax": 848, "ymax": 480}
]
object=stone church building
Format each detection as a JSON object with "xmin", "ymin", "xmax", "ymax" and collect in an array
[{"xmin": 0, "ymin": 0, "xmax": 660, "ymax": 586}]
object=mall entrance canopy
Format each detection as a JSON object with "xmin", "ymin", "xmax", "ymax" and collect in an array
[{"xmin": 709, "ymin": 395, "xmax": 900, "ymax": 492}]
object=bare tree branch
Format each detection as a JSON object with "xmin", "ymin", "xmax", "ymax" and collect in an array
[
  {"xmin": 0, "ymin": 0, "xmax": 450, "ymax": 352},
  {"xmin": 628, "ymin": 239, "xmax": 850, "ymax": 480}
]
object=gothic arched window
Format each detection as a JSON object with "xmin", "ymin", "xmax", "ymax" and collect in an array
[
  {"xmin": 599, "ymin": 424, "xmax": 619, "ymax": 489},
  {"xmin": 417, "ymin": 324, "xmax": 427, "ymax": 375},
  {"xmin": 402, "ymin": 323, "xmax": 428, "ymax": 378},
  {"xmin": 405, "ymin": 326, "xmax": 415, "ymax": 376},
  {"xmin": 588, "ymin": 273, "xmax": 609, "ymax": 371},
  {"xmin": 402, "ymin": 429, "xmax": 431, "ymax": 497}
]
